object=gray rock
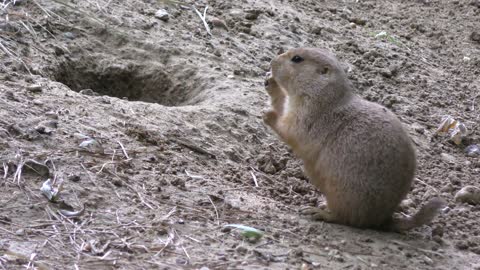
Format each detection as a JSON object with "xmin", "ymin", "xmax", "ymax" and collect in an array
[
  {"xmin": 465, "ymin": 144, "xmax": 480, "ymax": 157},
  {"xmin": 79, "ymin": 89, "xmax": 99, "ymax": 96},
  {"xmin": 440, "ymin": 153, "xmax": 456, "ymax": 164},
  {"xmin": 26, "ymin": 84, "xmax": 42, "ymax": 93},
  {"xmin": 155, "ymin": 9, "xmax": 169, "ymax": 22},
  {"xmin": 63, "ymin": 32, "xmax": 76, "ymax": 40},
  {"xmin": 455, "ymin": 185, "xmax": 480, "ymax": 205}
]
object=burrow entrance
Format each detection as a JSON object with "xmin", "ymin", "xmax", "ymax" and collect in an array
[{"xmin": 54, "ymin": 56, "xmax": 207, "ymax": 106}]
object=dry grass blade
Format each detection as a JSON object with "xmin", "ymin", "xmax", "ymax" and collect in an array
[
  {"xmin": 193, "ymin": 5, "xmax": 212, "ymax": 36},
  {"xmin": 1, "ymin": 0, "xmax": 15, "ymax": 11},
  {"xmin": 415, "ymin": 178, "xmax": 439, "ymax": 194},
  {"xmin": 0, "ymin": 41, "xmax": 32, "ymax": 75},
  {"xmin": 48, "ymin": 0, "xmax": 105, "ymax": 24},
  {"xmin": 12, "ymin": 158, "xmax": 24, "ymax": 185},
  {"xmin": 2, "ymin": 162, "xmax": 8, "ymax": 179},
  {"xmin": 207, "ymin": 195, "xmax": 220, "ymax": 226},
  {"xmin": 116, "ymin": 140, "xmax": 130, "ymax": 159},
  {"xmin": 31, "ymin": 0, "xmax": 69, "ymax": 23},
  {"xmin": 162, "ymin": 206, "xmax": 177, "ymax": 221},
  {"xmin": 154, "ymin": 228, "xmax": 176, "ymax": 256},
  {"xmin": 250, "ymin": 171, "xmax": 259, "ymax": 187},
  {"xmin": 19, "ymin": 20, "xmax": 37, "ymax": 39}
]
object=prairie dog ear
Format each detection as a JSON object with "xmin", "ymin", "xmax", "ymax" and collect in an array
[{"xmin": 317, "ymin": 66, "xmax": 330, "ymax": 75}]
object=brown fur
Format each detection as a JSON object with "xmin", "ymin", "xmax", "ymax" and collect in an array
[{"xmin": 264, "ymin": 48, "xmax": 445, "ymax": 230}]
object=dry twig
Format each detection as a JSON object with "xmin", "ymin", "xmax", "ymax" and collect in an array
[
  {"xmin": 207, "ymin": 195, "xmax": 220, "ymax": 226},
  {"xmin": 250, "ymin": 171, "xmax": 259, "ymax": 187},
  {"xmin": 116, "ymin": 140, "xmax": 130, "ymax": 159},
  {"xmin": 193, "ymin": 5, "xmax": 212, "ymax": 36}
]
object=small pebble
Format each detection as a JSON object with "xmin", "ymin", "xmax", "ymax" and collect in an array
[
  {"xmin": 175, "ymin": 258, "xmax": 188, "ymax": 265},
  {"xmin": 5, "ymin": 91, "xmax": 19, "ymax": 101},
  {"xmin": 432, "ymin": 226, "xmax": 444, "ymax": 237},
  {"xmin": 398, "ymin": 198, "xmax": 414, "ymax": 211},
  {"xmin": 79, "ymin": 89, "xmax": 99, "ymax": 96},
  {"xmin": 471, "ymin": 31, "xmax": 480, "ymax": 43},
  {"xmin": 35, "ymin": 125, "xmax": 53, "ymax": 135},
  {"xmin": 236, "ymin": 246, "xmax": 248, "ymax": 254},
  {"xmin": 33, "ymin": 100, "xmax": 44, "ymax": 106},
  {"xmin": 433, "ymin": 235, "xmax": 444, "ymax": 244},
  {"xmin": 422, "ymin": 255, "xmax": 434, "ymax": 265},
  {"xmin": 63, "ymin": 32, "xmax": 76, "ymax": 39},
  {"xmin": 45, "ymin": 111, "xmax": 59, "ymax": 119},
  {"xmin": 68, "ymin": 174, "xmax": 81, "ymax": 182},
  {"xmin": 347, "ymin": 22, "xmax": 357, "ymax": 28},
  {"xmin": 221, "ymin": 226, "xmax": 232, "ymax": 233},
  {"xmin": 233, "ymin": 69, "xmax": 242, "ymax": 76},
  {"xmin": 349, "ymin": 17, "xmax": 367, "ymax": 26},
  {"xmin": 53, "ymin": 45, "xmax": 65, "ymax": 56},
  {"xmin": 209, "ymin": 18, "xmax": 229, "ymax": 31},
  {"xmin": 43, "ymin": 120, "xmax": 58, "ymax": 128},
  {"xmin": 411, "ymin": 123, "xmax": 426, "ymax": 134},
  {"xmin": 245, "ymin": 9, "xmax": 262, "ymax": 20},
  {"xmin": 455, "ymin": 185, "xmax": 480, "ymax": 205},
  {"xmin": 440, "ymin": 153, "xmax": 456, "ymax": 164},
  {"xmin": 27, "ymin": 84, "xmax": 42, "ymax": 93},
  {"xmin": 455, "ymin": 240, "xmax": 469, "ymax": 250},
  {"xmin": 465, "ymin": 144, "xmax": 480, "ymax": 157},
  {"xmin": 155, "ymin": 9, "xmax": 169, "ymax": 22}
]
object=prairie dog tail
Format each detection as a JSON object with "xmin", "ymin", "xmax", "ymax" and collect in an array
[{"xmin": 390, "ymin": 197, "xmax": 446, "ymax": 232}]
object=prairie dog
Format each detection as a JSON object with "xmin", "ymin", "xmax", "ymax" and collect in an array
[{"xmin": 263, "ymin": 48, "xmax": 445, "ymax": 231}]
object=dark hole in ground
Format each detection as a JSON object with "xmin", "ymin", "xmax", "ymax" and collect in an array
[{"xmin": 54, "ymin": 57, "xmax": 206, "ymax": 106}]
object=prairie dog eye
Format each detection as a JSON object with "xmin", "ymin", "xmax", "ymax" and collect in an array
[{"xmin": 291, "ymin": 55, "xmax": 304, "ymax": 63}]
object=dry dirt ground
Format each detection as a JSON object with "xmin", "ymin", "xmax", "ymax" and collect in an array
[{"xmin": 1, "ymin": 0, "xmax": 480, "ymax": 269}]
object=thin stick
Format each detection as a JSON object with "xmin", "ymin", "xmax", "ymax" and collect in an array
[
  {"xmin": 193, "ymin": 5, "xmax": 212, "ymax": 36},
  {"xmin": 116, "ymin": 140, "xmax": 130, "ymax": 159},
  {"xmin": 80, "ymin": 163, "xmax": 97, "ymax": 186},
  {"xmin": 184, "ymin": 235, "xmax": 201, "ymax": 243},
  {"xmin": 0, "ymin": 41, "xmax": 32, "ymax": 75},
  {"xmin": 128, "ymin": 183, "xmax": 154, "ymax": 210},
  {"xmin": 181, "ymin": 246, "xmax": 191, "ymax": 261},
  {"xmin": 13, "ymin": 159, "xmax": 24, "ymax": 185},
  {"xmin": 19, "ymin": 20, "xmax": 38, "ymax": 39},
  {"xmin": 471, "ymin": 93, "xmax": 478, "ymax": 112},
  {"xmin": 170, "ymin": 138, "xmax": 216, "ymax": 158},
  {"xmin": 185, "ymin": 170, "xmax": 204, "ymax": 179},
  {"xmin": 415, "ymin": 178, "xmax": 438, "ymax": 193},
  {"xmin": 32, "ymin": 0, "xmax": 69, "ymax": 23},
  {"xmin": 2, "ymin": 162, "xmax": 7, "ymax": 179},
  {"xmin": 0, "ymin": 226, "xmax": 16, "ymax": 235},
  {"xmin": 250, "ymin": 171, "xmax": 259, "ymax": 187},
  {"xmin": 154, "ymin": 228, "xmax": 176, "ymax": 256},
  {"xmin": 207, "ymin": 195, "xmax": 220, "ymax": 226},
  {"xmin": 390, "ymin": 240, "xmax": 444, "ymax": 257}
]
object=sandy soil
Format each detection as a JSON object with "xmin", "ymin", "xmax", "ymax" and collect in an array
[{"xmin": 1, "ymin": 0, "xmax": 480, "ymax": 269}]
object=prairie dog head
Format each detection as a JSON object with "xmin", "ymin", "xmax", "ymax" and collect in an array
[{"xmin": 271, "ymin": 48, "xmax": 352, "ymax": 105}]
